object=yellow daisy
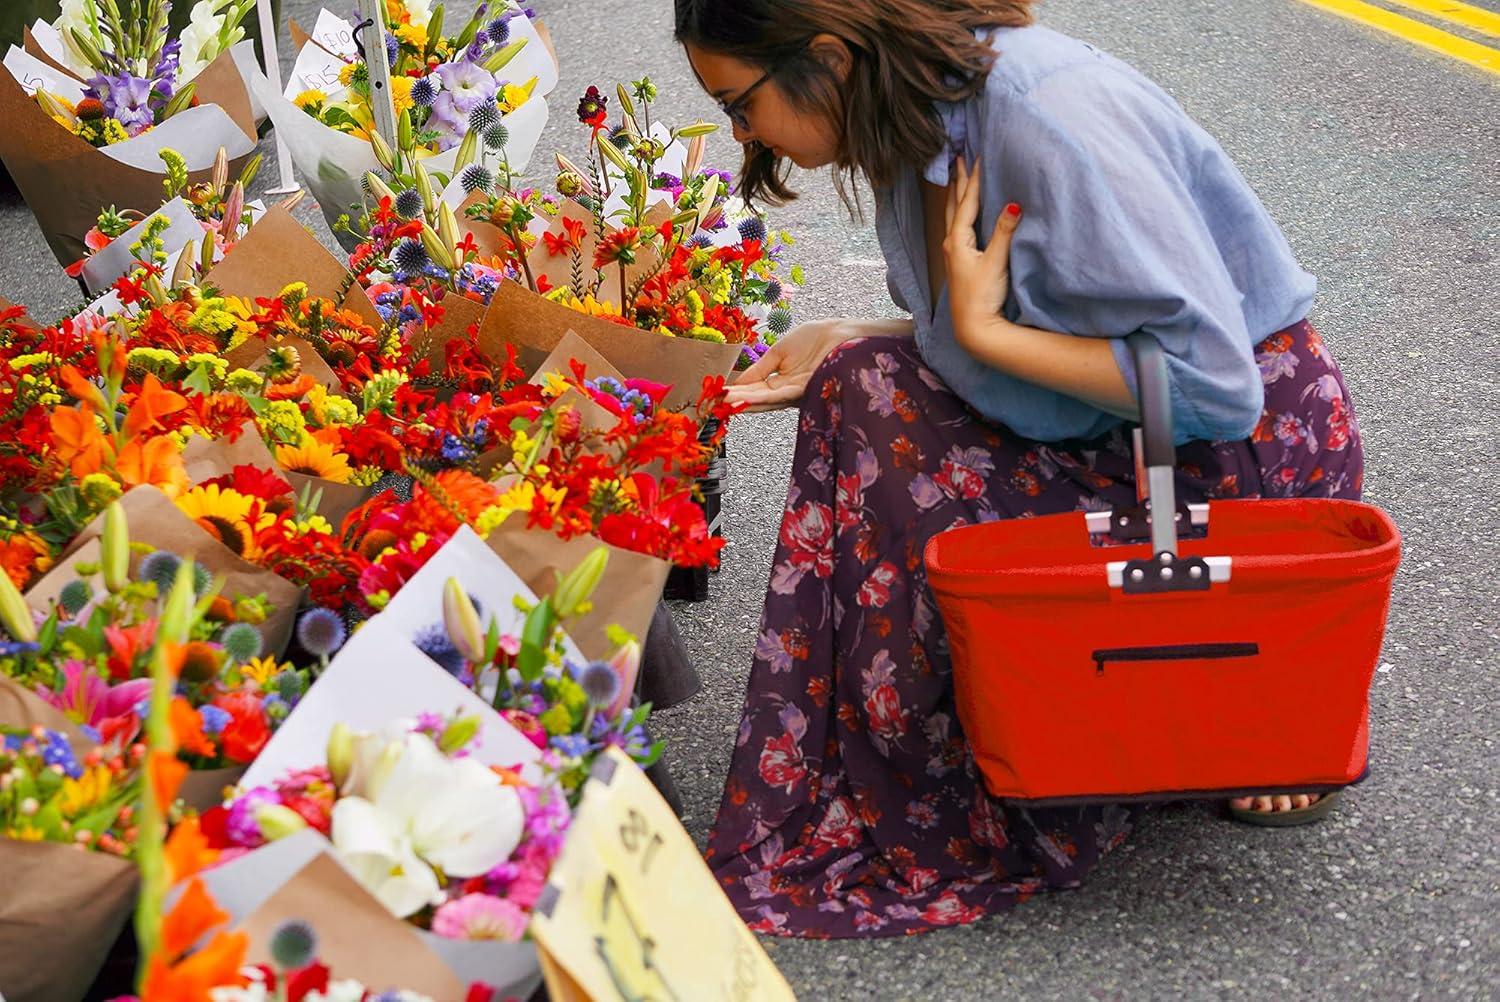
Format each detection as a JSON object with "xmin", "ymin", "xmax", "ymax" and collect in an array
[{"xmin": 276, "ymin": 437, "xmax": 354, "ymax": 484}]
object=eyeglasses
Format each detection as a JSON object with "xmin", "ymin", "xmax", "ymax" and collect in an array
[{"xmin": 717, "ymin": 69, "xmax": 775, "ymax": 132}]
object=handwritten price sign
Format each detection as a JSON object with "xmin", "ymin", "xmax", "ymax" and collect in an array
[{"xmin": 530, "ymin": 749, "xmax": 797, "ymax": 1002}]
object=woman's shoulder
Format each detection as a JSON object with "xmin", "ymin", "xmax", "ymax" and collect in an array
[{"xmin": 979, "ymin": 24, "xmax": 1201, "ymax": 157}]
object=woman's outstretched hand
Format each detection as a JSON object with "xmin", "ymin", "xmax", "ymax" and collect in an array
[
  {"xmin": 728, "ymin": 318, "xmax": 911, "ymax": 411},
  {"xmin": 943, "ymin": 155, "xmax": 1023, "ymax": 347}
]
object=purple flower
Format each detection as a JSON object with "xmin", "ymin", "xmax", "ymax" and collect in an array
[
  {"xmin": 199, "ymin": 705, "xmax": 232, "ymax": 736},
  {"xmin": 226, "ymin": 787, "xmax": 282, "ymax": 848},
  {"xmin": 88, "ymin": 73, "xmax": 157, "ymax": 135},
  {"xmin": 436, "ymin": 60, "xmax": 498, "ymax": 115}
]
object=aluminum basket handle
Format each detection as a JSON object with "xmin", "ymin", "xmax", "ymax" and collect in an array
[{"xmin": 1103, "ymin": 332, "xmax": 1227, "ymax": 594}]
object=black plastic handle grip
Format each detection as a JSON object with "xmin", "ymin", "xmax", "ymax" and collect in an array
[{"xmin": 1125, "ymin": 331, "xmax": 1174, "ymax": 470}]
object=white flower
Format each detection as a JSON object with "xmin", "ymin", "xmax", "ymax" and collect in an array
[
  {"xmin": 403, "ymin": 0, "xmax": 435, "ymax": 29},
  {"xmin": 180, "ymin": 0, "xmax": 245, "ymax": 82},
  {"xmin": 55, "ymin": 0, "xmax": 99, "ymax": 78},
  {"xmin": 331, "ymin": 732, "xmax": 524, "ymax": 918}
]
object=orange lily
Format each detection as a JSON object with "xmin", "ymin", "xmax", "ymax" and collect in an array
[
  {"xmin": 168, "ymin": 697, "xmax": 216, "ymax": 758},
  {"xmin": 163, "ymin": 817, "xmax": 220, "ymax": 885},
  {"xmin": 123, "ymin": 374, "xmax": 189, "ymax": 439},
  {"xmin": 116, "ymin": 435, "xmax": 190, "ymax": 498},
  {"xmin": 50, "ymin": 404, "xmax": 109, "ymax": 478},
  {"xmin": 149, "ymin": 750, "xmax": 188, "ymax": 810}
]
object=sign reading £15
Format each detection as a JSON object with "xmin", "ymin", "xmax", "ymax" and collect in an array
[{"xmin": 529, "ymin": 748, "xmax": 797, "ymax": 1002}]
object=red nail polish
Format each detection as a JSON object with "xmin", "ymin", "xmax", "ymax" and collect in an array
[{"xmin": 1005, "ymin": 202, "xmax": 1022, "ymax": 217}]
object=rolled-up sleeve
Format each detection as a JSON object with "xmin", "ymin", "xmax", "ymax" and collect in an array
[{"xmin": 997, "ymin": 74, "xmax": 1266, "ymax": 444}]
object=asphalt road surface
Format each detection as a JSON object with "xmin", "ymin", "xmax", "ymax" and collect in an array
[{"xmin": 0, "ymin": 0, "xmax": 1495, "ymax": 997}]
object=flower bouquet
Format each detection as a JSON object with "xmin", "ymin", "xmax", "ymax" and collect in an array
[
  {"xmin": 254, "ymin": 0, "xmax": 558, "ymax": 249},
  {"xmin": 476, "ymin": 79, "xmax": 806, "ymax": 407},
  {"xmin": 0, "ymin": 0, "xmax": 260, "ymax": 265}
]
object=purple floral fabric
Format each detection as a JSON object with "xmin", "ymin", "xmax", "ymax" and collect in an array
[{"xmin": 706, "ymin": 321, "xmax": 1363, "ymax": 938}]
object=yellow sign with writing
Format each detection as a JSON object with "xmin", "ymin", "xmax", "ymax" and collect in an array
[{"xmin": 530, "ymin": 748, "xmax": 797, "ymax": 1002}]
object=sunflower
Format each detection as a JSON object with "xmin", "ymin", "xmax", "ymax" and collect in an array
[
  {"xmin": 175, "ymin": 484, "xmax": 256, "ymax": 556},
  {"xmin": 275, "ymin": 437, "xmax": 353, "ymax": 484}
]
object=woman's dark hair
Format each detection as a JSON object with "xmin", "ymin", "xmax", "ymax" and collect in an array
[{"xmin": 674, "ymin": 0, "xmax": 1036, "ymax": 208}]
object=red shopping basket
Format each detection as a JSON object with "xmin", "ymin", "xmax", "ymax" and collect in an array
[{"xmin": 924, "ymin": 333, "xmax": 1401, "ymax": 805}]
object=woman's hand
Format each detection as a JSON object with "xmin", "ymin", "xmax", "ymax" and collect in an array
[
  {"xmin": 943, "ymin": 155, "xmax": 1023, "ymax": 350},
  {"xmin": 728, "ymin": 318, "xmax": 911, "ymax": 411}
]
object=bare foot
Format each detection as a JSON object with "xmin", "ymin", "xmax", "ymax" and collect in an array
[{"xmin": 1228, "ymin": 793, "xmax": 1322, "ymax": 814}]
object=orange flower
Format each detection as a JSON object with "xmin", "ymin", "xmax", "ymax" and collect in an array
[
  {"xmin": 0, "ymin": 532, "xmax": 52, "ymax": 590},
  {"xmin": 160, "ymin": 878, "xmax": 229, "ymax": 959},
  {"xmin": 50, "ymin": 405, "xmax": 108, "ymax": 477},
  {"xmin": 169, "ymin": 697, "xmax": 216, "ymax": 758},
  {"xmin": 149, "ymin": 750, "xmax": 188, "ymax": 810},
  {"xmin": 164, "ymin": 817, "xmax": 219, "ymax": 885},
  {"xmin": 264, "ymin": 373, "xmax": 317, "ymax": 401},
  {"xmin": 116, "ymin": 435, "xmax": 189, "ymax": 498},
  {"xmin": 58, "ymin": 364, "xmax": 107, "ymax": 410},
  {"xmin": 123, "ymin": 374, "xmax": 189, "ymax": 439}
]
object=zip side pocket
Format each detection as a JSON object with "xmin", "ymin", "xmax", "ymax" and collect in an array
[{"xmin": 1091, "ymin": 642, "xmax": 1260, "ymax": 676}]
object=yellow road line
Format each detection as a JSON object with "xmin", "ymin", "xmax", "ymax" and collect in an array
[
  {"xmin": 1382, "ymin": 0, "xmax": 1500, "ymax": 38},
  {"xmin": 1294, "ymin": 0, "xmax": 1500, "ymax": 75}
]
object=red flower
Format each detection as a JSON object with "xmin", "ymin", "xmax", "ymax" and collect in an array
[
  {"xmin": 757, "ymin": 731, "xmax": 806, "ymax": 794},
  {"xmin": 212, "ymin": 691, "xmax": 271, "ymax": 763},
  {"xmin": 593, "ymin": 227, "xmax": 642, "ymax": 269},
  {"xmin": 779, "ymin": 502, "xmax": 834, "ymax": 579},
  {"xmin": 576, "ymin": 85, "xmax": 608, "ymax": 129},
  {"xmin": 921, "ymin": 891, "xmax": 985, "ymax": 927}
]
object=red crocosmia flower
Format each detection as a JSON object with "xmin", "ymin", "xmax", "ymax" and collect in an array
[
  {"xmin": 213, "ymin": 691, "xmax": 271, "ymax": 763},
  {"xmin": 285, "ymin": 962, "xmax": 331, "ymax": 1002}
]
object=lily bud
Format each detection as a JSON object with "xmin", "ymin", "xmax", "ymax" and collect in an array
[
  {"xmin": 274, "ymin": 190, "xmax": 306, "ymax": 214},
  {"xmin": 397, "ymin": 108, "xmax": 414, "ymax": 152},
  {"xmin": 553, "ymin": 546, "xmax": 608, "ymax": 620},
  {"xmin": 161, "ymin": 81, "xmax": 197, "ymax": 120},
  {"xmin": 171, "ymin": 242, "xmax": 196, "ymax": 288},
  {"xmin": 327, "ymin": 721, "xmax": 353, "ymax": 788},
  {"xmin": 0, "ymin": 564, "xmax": 37, "ymax": 644},
  {"xmin": 420, "ymin": 223, "xmax": 456, "ymax": 271},
  {"xmin": 211, "ymin": 147, "xmax": 228, "ymax": 193},
  {"xmin": 438, "ymin": 202, "xmax": 459, "ymax": 253},
  {"xmin": 676, "ymin": 121, "xmax": 719, "ymax": 138},
  {"xmin": 443, "ymin": 577, "xmax": 486, "ymax": 663},
  {"xmin": 101, "ymin": 501, "xmax": 129, "ymax": 594},
  {"xmin": 606, "ymin": 639, "xmax": 643, "ymax": 717},
  {"xmin": 684, "ymin": 134, "xmax": 706, "ymax": 179},
  {"xmin": 415, "ymin": 163, "xmax": 437, "ymax": 215},
  {"xmin": 159, "ymin": 560, "xmax": 199, "ymax": 645},
  {"xmin": 364, "ymin": 171, "xmax": 397, "ymax": 205},
  {"xmin": 220, "ymin": 182, "xmax": 244, "ymax": 243},
  {"xmin": 453, "ymin": 128, "xmax": 479, "ymax": 173},
  {"xmin": 238, "ymin": 152, "xmax": 263, "ymax": 191},
  {"xmin": 199, "ymin": 231, "xmax": 217, "ymax": 271},
  {"xmin": 597, "ymin": 132, "xmax": 632, "ymax": 173},
  {"xmin": 483, "ymin": 38, "xmax": 527, "ymax": 74},
  {"xmin": 370, "ymin": 130, "xmax": 397, "ymax": 173},
  {"xmin": 616, "ymin": 83, "xmax": 636, "ymax": 119},
  {"xmin": 255, "ymin": 803, "xmax": 309, "ymax": 840},
  {"xmin": 438, "ymin": 715, "xmax": 481, "ymax": 755}
]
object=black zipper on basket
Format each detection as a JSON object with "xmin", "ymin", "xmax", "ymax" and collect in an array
[{"xmin": 1091, "ymin": 642, "xmax": 1260, "ymax": 676}]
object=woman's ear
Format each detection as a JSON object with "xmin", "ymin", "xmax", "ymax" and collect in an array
[{"xmin": 807, "ymin": 33, "xmax": 854, "ymax": 84}]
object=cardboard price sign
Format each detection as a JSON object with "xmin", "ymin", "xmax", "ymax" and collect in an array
[{"xmin": 530, "ymin": 748, "xmax": 796, "ymax": 1002}]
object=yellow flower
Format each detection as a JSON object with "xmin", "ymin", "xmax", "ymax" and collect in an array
[
  {"xmin": 394, "ymin": 23, "xmax": 427, "ymax": 50},
  {"xmin": 276, "ymin": 437, "xmax": 353, "ymax": 483},
  {"xmin": 496, "ymin": 83, "xmax": 530, "ymax": 114},
  {"xmin": 389, "ymin": 75, "xmax": 415, "ymax": 114},
  {"xmin": 60, "ymin": 765, "xmax": 113, "ymax": 815},
  {"xmin": 688, "ymin": 326, "xmax": 727, "ymax": 343},
  {"xmin": 294, "ymin": 514, "xmax": 334, "ymax": 536},
  {"xmin": 294, "ymin": 89, "xmax": 327, "ymax": 110},
  {"xmin": 241, "ymin": 656, "xmax": 281, "ymax": 687},
  {"xmin": 339, "ymin": 63, "xmax": 358, "ymax": 86},
  {"xmin": 175, "ymin": 484, "xmax": 258, "ymax": 556},
  {"xmin": 685, "ymin": 289, "xmax": 706, "ymax": 327},
  {"xmin": 539, "ymin": 371, "xmax": 570, "ymax": 399}
]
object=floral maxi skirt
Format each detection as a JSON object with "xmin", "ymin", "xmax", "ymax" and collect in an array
[{"xmin": 705, "ymin": 321, "xmax": 1364, "ymax": 938}]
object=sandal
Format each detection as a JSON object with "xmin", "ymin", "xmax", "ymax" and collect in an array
[{"xmin": 1227, "ymin": 790, "xmax": 1342, "ymax": 828}]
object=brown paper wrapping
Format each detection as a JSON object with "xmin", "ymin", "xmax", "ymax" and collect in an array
[
  {"xmin": 0, "ymin": 295, "xmax": 38, "ymax": 330},
  {"xmin": 239, "ymin": 854, "xmax": 466, "ymax": 1000},
  {"xmin": 486, "ymin": 522, "xmax": 669, "ymax": 660},
  {"xmin": 283, "ymin": 471, "xmax": 371, "ymax": 528},
  {"xmin": 0, "ymin": 46, "xmax": 256, "ymax": 266},
  {"xmin": 178, "ymin": 764, "xmax": 246, "ymax": 812},
  {"xmin": 409, "ymin": 293, "xmax": 488, "ymax": 366},
  {"xmin": 204, "ymin": 206, "xmax": 383, "ymax": 328},
  {"xmin": 479, "ymin": 281, "xmax": 741, "ymax": 412},
  {"xmin": 225, "ymin": 333, "xmax": 344, "ymax": 393},
  {"xmin": 0, "ymin": 839, "xmax": 138, "ymax": 1002},
  {"xmin": 32, "ymin": 485, "xmax": 302, "ymax": 657},
  {"xmin": 180, "ymin": 424, "xmax": 285, "ymax": 486},
  {"xmin": 0, "ymin": 674, "xmax": 89, "ymax": 744}
]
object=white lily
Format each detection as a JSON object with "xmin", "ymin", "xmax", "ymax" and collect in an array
[{"xmin": 330, "ymin": 732, "xmax": 524, "ymax": 918}]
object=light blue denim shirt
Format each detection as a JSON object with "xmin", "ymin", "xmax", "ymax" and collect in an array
[{"xmin": 876, "ymin": 25, "xmax": 1317, "ymax": 445}]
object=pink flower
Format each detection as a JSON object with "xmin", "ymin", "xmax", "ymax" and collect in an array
[
  {"xmin": 37, "ymin": 660, "xmax": 152, "ymax": 729},
  {"xmin": 431, "ymin": 894, "xmax": 528, "ymax": 941},
  {"xmin": 500, "ymin": 710, "xmax": 548, "ymax": 750}
]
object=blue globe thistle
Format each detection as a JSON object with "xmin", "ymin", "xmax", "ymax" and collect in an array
[
  {"xmin": 737, "ymin": 216, "xmax": 768, "ymax": 245},
  {"xmin": 414, "ymin": 624, "xmax": 465, "ymax": 677},
  {"xmin": 191, "ymin": 562, "xmax": 213, "ymax": 597},
  {"xmin": 767, "ymin": 307, "xmax": 793, "ymax": 337},
  {"xmin": 764, "ymin": 278, "xmax": 784, "ymax": 303},
  {"xmin": 275, "ymin": 669, "xmax": 304, "ymax": 703},
  {"xmin": 483, "ymin": 122, "xmax": 510, "ymax": 151},
  {"xmin": 468, "ymin": 101, "xmax": 500, "ymax": 134},
  {"xmin": 296, "ymin": 607, "xmax": 347, "ymax": 658},
  {"xmin": 269, "ymin": 919, "xmax": 318, "ymax": 970},
  {"xmin": 576, "ymin": 660, "xmax": 621, "ymax": 708},
  {"xmin": 58, "ymin": 579, "xmax": 91, "ymax": 615},
  {"xmin": 687, "ymin": 232, "xmax": 714, "ymax": 250},
  {"xmin": 392, "ymin": 238, "xmax": 429, "ymax": 275},
  {"xmin": 219, "ymin": 622, "xmax": 263, "ymax": 664},
  {"xmin": 460, "ymin": 163, "xmax": 495, "ymax": 195},
  {"xmin": 485, "ymin": 16, "xmax": 511, "ymax": 45},
  {"xmin": 411, "ymin": 76, "xmax": 437, "ymax": 107},
  {"xmin": 394, "ymin": 187, "xmax": 424, "ymax": 219},
  {"xmin": 138, "ymin": 550, "xmax": 182, "ymax": 593}
]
